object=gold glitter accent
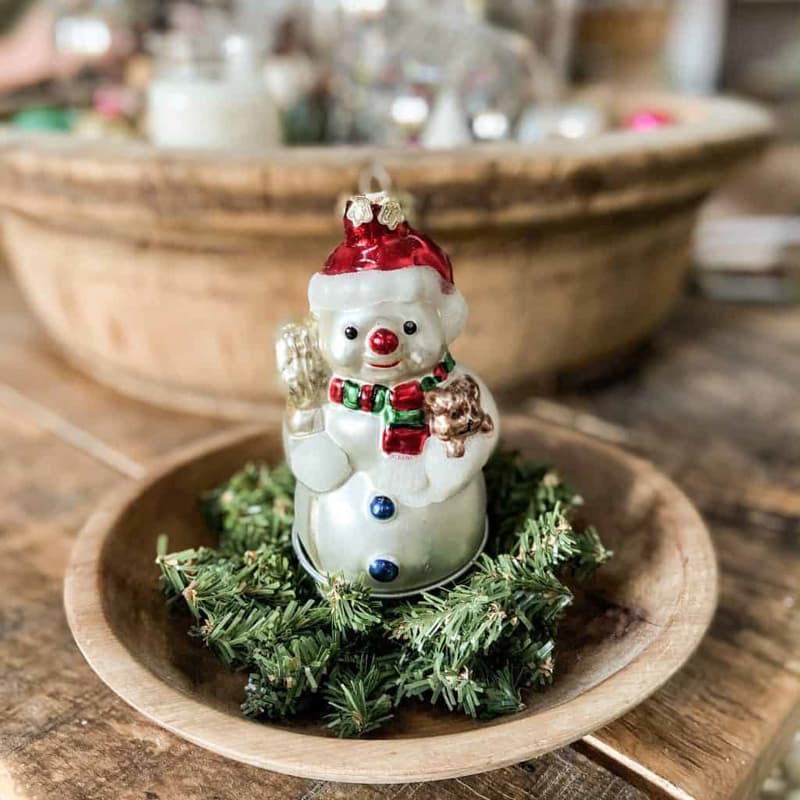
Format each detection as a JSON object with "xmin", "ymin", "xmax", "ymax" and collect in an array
[
  {"xmin": 345, "ymin": 195, "xmax": 373, "ymax": 226},
  {"xmin": 377, "ymin": 198, "xmax": 405, "ymax": 230}
]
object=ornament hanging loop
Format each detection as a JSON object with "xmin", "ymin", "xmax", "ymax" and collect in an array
[
  {"xmin": 335, "ymin": 161, "xmax": 417, "ymax": 225},
  {"xmin": 358, "ymin": 161, "xmax": 393, "ymax": 196}
]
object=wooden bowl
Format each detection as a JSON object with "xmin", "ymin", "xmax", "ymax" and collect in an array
[
  {"xmin": 0, "ymin": 92, "xmax": 771, "ymax": 418},
  {"xmin": 64, "ymin": 416, "xmax": 717, "ymax": 783}
]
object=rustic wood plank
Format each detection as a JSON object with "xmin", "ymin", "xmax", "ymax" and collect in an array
[
  {"xmin": 3, "ymin": 256, "xmax": 798, "ymax": 798},
  {"xmin": 308, "ymin": 751, "xmax": 649, "ymax": 800},
  {"xmin": 0, "ymin": 443, "xmax": 648, "ymax": 800},
  {"xmin": 0, "ymin": 281, "xmax": 651, "ymax": 799},
  {"xmin": 546, "ymin": 298, "xmax": 800, "ymax": 800},
  {"xmin": 0, "ymin": 267, "xmax": 233, "ymax": 468},
  {"xmin": 0, "ymin": 403, "xmax": 317, "ymax": 800}
]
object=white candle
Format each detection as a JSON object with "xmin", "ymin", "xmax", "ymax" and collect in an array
[{"xmin": 148, "ymin": 34, "xmax": 280, "ymax": 151}]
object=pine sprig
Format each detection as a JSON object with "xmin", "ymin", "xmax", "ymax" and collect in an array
[
  {"xmin": 243, "ymin": 630, "xmax": 337, "ymax": 719},
  {"xmin": 202, "ymin": 462, "xmax": 295, "ymax": 554},
  {"xmin": 320, "ymin": 574, "xmax": 383, "ymax": 634},
  {"xmin": 571, "ymin": 526, "xmax": 613, "ymax": 581},
  {"xmin": 156, "ymin": 449, "xmax": 612, "ymax": 736},
  {"xmin": 324, "ymin": 656, "xmax": 397, "ymax": 736}
]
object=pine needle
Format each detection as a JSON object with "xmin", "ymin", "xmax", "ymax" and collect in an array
[{"xmin": 156, "ymin": 449, "xmax": 612, "ymax": 736}]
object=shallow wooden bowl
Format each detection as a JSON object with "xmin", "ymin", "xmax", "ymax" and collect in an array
[
  {"xmin": 0, "ymin": 92, "xmax": 771, "ymax": 418},
  {"xmin": 64, "ymin": 415, "xmax": 716, "ymax": 783}
]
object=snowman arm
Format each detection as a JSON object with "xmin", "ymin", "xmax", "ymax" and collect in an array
[
  {"xmin": 283, "ymin": 426, "xmax": 353, "ymax": 493},
  {"xmin": 421, "ymin": 371, "xmax": 500, "ymax": 504}
]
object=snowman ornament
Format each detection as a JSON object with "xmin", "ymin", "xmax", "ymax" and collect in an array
[{"xmin": 277, "ymin": 192, "xmax": 499, "ymax": 596}]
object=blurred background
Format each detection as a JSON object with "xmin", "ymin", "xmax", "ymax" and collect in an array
[
  {"xmin": 0, "ymin": 0, "xmax": 798, "ymax": 144},
  {"xmin": 0, "ymin": 0, "xmax": 796, "ymax": 422}
]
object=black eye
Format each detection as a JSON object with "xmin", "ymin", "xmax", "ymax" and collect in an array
[
  {"xmin": 344, "ymin": 326, "xmax": 358, "ymax": 340},
  {"xmin": 403, "ymin": 321, "xmax": 417, "ymax": 335}
]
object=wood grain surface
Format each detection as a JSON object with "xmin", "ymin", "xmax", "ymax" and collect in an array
[
  {"xmin": 0, "ymin": 95, "xmax": 772, "ymax": 416},
  {"xmin": 1, "ymin": 251, "xmax": 799, "ymax": 800}
]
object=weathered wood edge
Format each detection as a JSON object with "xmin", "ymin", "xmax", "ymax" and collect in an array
[{"xmin": 0, "ymin": 94, "xmax": 772, "ymax": 235}]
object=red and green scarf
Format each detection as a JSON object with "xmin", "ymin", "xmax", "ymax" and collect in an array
[{"xmin": 328, "ymin": 351, "xmax": 455, "ymax": 455}]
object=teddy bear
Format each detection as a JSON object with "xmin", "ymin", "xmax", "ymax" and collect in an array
[{"xmin": 424, "ymin": 374, "xmax": 495, "ymax": 458}]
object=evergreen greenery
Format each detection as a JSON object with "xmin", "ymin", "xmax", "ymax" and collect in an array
[{"xmin": 156, "ymin": 450, "xmax": 612, "ymax": 737}]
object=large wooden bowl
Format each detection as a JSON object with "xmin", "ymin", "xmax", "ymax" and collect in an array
[
  {"xmin": 0, "ymin": 92, "xmax": 770, "ymax": 418},
  {"xmin": 64, "ymin": 416, "xmax": 717, "ymax": 782}
]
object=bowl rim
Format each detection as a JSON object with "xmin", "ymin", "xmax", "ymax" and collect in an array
[
  {"xmin": 0, "ymin": 93, "xmax": 772, "ymax": 235},
  {"xmin": 63, "ymin": 416, "xmax": 718, "ymax": 784},
  {"xmin": 0, "ymin": 92, "xmax": 772, "ymax": 167}
]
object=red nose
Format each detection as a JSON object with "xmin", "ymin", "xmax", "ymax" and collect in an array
[{"xmin": 369, "ymin": 328, "xmax": 399, "ymax": 355}]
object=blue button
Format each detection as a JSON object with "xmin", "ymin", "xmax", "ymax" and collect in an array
[
  {"xmin": 368, "ymin": 558, "xmax": 399, "ymax": 583},
  {"xmin": 369, "ymin": 495, "xmax": 396, "ymax": 521}
]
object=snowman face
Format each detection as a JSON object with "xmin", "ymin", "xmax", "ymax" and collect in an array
[{"xmin": 317, "ymin": 300, "xmax": 446, "ymax": 384}]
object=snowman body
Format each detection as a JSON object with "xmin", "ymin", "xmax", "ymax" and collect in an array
[
  {"xmin": 279, "ymin": 193, "xmax": 498, "ymax": 596},
  {"xmin": 287, "ymin": 362, "xmax": 497, "ymax": 595}
]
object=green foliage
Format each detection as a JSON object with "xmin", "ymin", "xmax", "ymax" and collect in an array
[
  {"xmin": 324, "ymin": 655, "xmax": 397, "ymax": 737},
  {"xmin": 201, "ymin": 462, "xmax": 295, "ymax": 554},
  {"xmin": 242, "ymin": 630, "xmax": 337, "ymax": 719},
  {"xmin": 320, "ymin": 574, "xmax": 383, "ymax": 634},
  {"xmin": 156, "ymin": 450, "xmax": 612, "ymax": 737}
]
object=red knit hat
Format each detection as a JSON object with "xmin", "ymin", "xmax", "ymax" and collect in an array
[{"xmin": 308, "ymin": 193, "xmax": 468, "ymax": 343}]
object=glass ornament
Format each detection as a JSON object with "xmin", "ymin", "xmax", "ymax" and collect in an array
[{"xmin": 326, "ymin": 0, "xmax": 552, "ymax": 145}]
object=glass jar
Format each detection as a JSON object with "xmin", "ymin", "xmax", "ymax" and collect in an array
[
  {"xmin": 327, "ymin": 0, "xmax": 547, "ymax": 145},
  {"xmin": 147, "ymin": 20, "xmax": 280, "ymax": 150}
]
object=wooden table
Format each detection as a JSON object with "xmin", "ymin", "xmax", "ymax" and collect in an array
[{"xmin": 1, "ymin": 264, "xmax": 799, "ymax": 800}]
